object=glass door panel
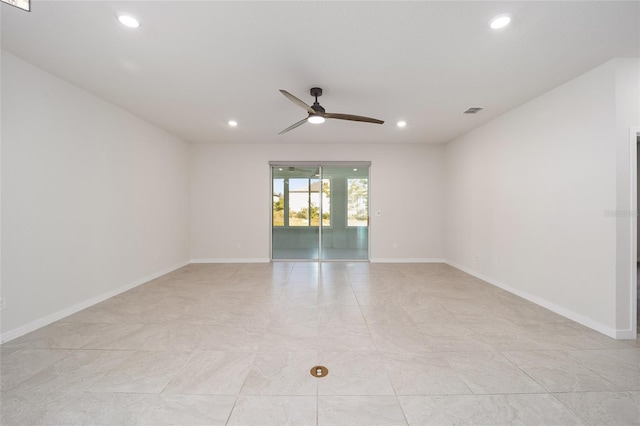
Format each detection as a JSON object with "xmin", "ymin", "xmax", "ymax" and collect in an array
[
  {"xmin": 320, "ymin": 166, "xmax": 369, "ymax": 260},
  {"xmin": 272, "ymin": 166, "xmax": 320, "ymax": 260}
]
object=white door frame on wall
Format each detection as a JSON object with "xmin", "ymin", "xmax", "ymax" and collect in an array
[{"xmin": 629, "ymin": 127, "xmax": 639, "ymax": 338}]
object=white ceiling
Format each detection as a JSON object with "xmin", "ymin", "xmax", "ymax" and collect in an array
[{"xmin": 2, "ymin": 1, "xmax": 638, "ymax": 144}]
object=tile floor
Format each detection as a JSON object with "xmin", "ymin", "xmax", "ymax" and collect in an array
[
  {"xmin": 271, "ymin": 247, "xmax": 368, "ymax": 261},
  {"xmin": 1, "ymin": 262, "xmax": 639, "ymax": 425}
]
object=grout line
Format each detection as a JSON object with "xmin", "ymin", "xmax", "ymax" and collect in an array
[
  {"xmin": 498, "ymin": 349, "xmax": 553, "ymax": 394},
  {"xmin": 547, "ymin": 391, "xmax": 587, "ymax": 424},
  {"xmin": 224, "ymin": 393, "xmax": 241, "ymax": 426}
]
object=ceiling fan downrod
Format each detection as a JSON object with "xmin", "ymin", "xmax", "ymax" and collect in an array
[{"xmin": 309, "ymin": 87, "xmax": 325, "ymax": 114}]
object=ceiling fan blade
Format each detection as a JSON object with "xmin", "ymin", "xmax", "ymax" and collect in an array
[
  {"xmin": 278, "ymin": 117, "xmax": 308, "ymax": 135},
  {"xmin": 279, "ymin": 90, "xmax": 315, "ymax": 115},
  {"xmin": 324, "ymin": 113, "xmax": 384, "ymax": 124}
]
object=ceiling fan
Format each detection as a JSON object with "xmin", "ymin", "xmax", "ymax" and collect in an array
[{"xmin": 278, "ymin": 87, "xmax": 384, "ymax": 134}]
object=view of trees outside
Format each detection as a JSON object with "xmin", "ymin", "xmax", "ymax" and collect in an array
[
  {"xmin": 273, "ymin": 176, "xmax": 368, "ymax": 227},
  {"xmin": 272, "ymin": 178, "xmax": 330, "ymax": 226},
  {"xmin": 273, "ymin": 189, "xmax": 285, "ymax": 226},
  {"xmin": 347, "ymin": 178, "xmax": 368, "ymax": 226}
]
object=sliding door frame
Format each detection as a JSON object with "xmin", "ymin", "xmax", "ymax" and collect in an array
[{"xmin": 270, "ymin": 161, "xmax": 371, "ymax": 262}]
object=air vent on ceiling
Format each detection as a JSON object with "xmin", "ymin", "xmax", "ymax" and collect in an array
[{"xmin": 463, "ymin": 107, "xmax": 484, "ymax": 114}]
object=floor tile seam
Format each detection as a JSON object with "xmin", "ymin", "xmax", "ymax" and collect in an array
[
  {"xmin": 546, "ymin": 391, "xmax": 592, "ymax": 424},
  {"xmin": 434, "ymin": 354, "xmax": 476, "ymax": 396},
  {"xmin": 496, "ymin": 350, "xmax": 551, "ymax": 393},
  {"xmin": 387, "ymin": 371, "xmax": 426, "ymax": 426},
  {"xmin": 317, "ymin": 393, "xmax": 421, "ymax": 398},
  {"xmin": 547, "ymin": 390, "xmax": 640, "ymax": 396},
  {"xmin": 435, "ymin": 365, "xmax": 482, "ymax": 397},
  {"xmin": 158, "ymin": 391, "xmax": 242, "ymax": 397},
  {"xmin": 375, "ymin": 347, "xmax": 479, "ymax": 402},
  {"xmin": 66, "ymin": 389, "xmax": 227, "ymax": 396},
  {"xmin": 435, "ymin": 301, "xmax": 467, "ymax": 322},
  {"xmin": 41, "ymin": 347, "xmax": 151, "ymax": 361},
  {"xmin": 556, "ymin": 352, "xmax": 630, "ymax": 390},
  {"xmin": 2, "ymin": 342, "xmax": 98, "ymax": 351},
  {"xmin": 450, "ymin": 387, "xmax": 557, "ymax": 397},
  {"xmin": 0, "ymin": 347, "xmax": 134, "ymax": 393},
  {"xmin": 398, "ymin": 392, "xmax": 560, "ymax": 398},
  {"xmin": 564, "ymin": 347, "xmax": 640, "ymax": 355},
  {"xmin": 392, "ymin": 390, "xmax": 482, "ymax": 397},
  {"xmin": 1, "ymin": 369, "xmax": 60, "ymax": 394},
  {"xmin": 17, "ymin": 386, "xmax": 172, "ymax": 397},
  {"xmin": 365, "ymin": 348, "xmax": 503, "ymax": 357},
  {"xmin": 498, "ymin": 349, "xmax": 572, "ymax": 371},
  {"xmin": 351, "ymin": 291, "xmax": 378, "ymax": 349},
  {"xmin": 154, "ymin": 352, "xmax": 199, "ymax": 395},
  {"xmin": 0, "ymin": 346, "xmax": 78, "ymax": 356},
  {"xmin": 559, "ymin": 349, "xmax": 639, "ymax": 384},
  {"xmin": 441, "ymin": 355, "xmax": 544, "ymax": 396},
  {"xmin": 234, "ymin": 355, "xmax": 262, "ymax": 398},
  {"xmin": 78, "ymin": 345, "xmax": 210, "ymax": 352},
  {"xmin": 223, "ymin": 392, "xmax": 241, "ymax": 426},
  {"xmin": 497, "ymin": 349, "xmax": 628, "ymax": 391},
  {"xmin": 428, "ymin": 349, "xmax": 499, "ymax": 357},
  {"xmin": 233, "ymin": 392, "xmax": 321, "ymax": 396}
]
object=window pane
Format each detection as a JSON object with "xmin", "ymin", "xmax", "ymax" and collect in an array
[
  {"xmin": 309, "ymin": 178, "xmax": 331, "ymax": 226},
  {"xmin": 289, "ymin": 178, "xmax": 309, "ymax": 226},
  {"xmin": 347, "ymin": 178, "xmax": 368, "ymax": 227},
  {"xmin": 322, "ymin": 179, "xmax": 331, "ymax": 226},
  {"xmin": 272, "ymin": 178, "xmax": 284, "ymax": 226},
  {"xmin": 309, "ymin": 178, "xmax": 320, "ymax": 226}
]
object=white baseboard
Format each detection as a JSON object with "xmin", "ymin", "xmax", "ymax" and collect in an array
[
  {"xmin": 614, "ymin": 329, "xmax": 638, "ymax": 339},
  {"xmin": 0, "ymin": 260, "xmax": 189, "ymax": 344},
  {"xmin": 445, "ymin": 260, "xmax": 629, "ymax": 340},
  {"xmin": 370, "ymin": 258, "xmax": 446, "ymax": 263},
  {"xmin": 190, "ymin": 258, "xmax": 270, "ymax": 264}
]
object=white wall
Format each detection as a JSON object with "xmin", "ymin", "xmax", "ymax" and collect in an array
[
  {"xmin": 189, "ymin": 143, "xmax": 445, "ymax": 262},
  {"xmin": 444, "ymin": 58, "xmax": 639, "ymax": 338},
  {"xmin": 637, "ymin": 139, "xmax": 640, "ymax": 262},
  {"xmin": 1, "ymin": 51, "xmax": 190, "ymax": 340},
  {"xmin": 613, "ymin": 59, "xmax": 640, "ymax": 334}
]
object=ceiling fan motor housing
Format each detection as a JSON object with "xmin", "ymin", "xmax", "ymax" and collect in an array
[{"xmin": 311, "ymin": 103, "xmax": 325, "ymax": 114}]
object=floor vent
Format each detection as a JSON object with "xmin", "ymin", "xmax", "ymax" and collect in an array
[{"xmin": 310, "ymin": 366, "xmax": 328, "ymax": 378}]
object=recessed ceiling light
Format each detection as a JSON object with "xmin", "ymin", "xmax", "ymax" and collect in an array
[
  {"xmin": 228, "ymin": 120, "xmax": 238, "ymax": 127},
  {"xmin": 118, "ymin": 15, "xmax": 140, "ymax": 28},
  {"xmin": 308, "ymin": 115, "xmax": 325, "ymax": 124},
  {"xmin": 278, "ymin": 168, "xmax": 283, "ymax": 171},
  {"xmin": 489, "ymin": 13, "xmax": 512, "ymax": 29},
  {"xmin": 397, "ymin": 121, "xmax": 407, "ymax": 128}
]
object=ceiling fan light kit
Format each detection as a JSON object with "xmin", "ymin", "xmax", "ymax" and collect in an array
[{"xmin": 278, "ymin": 87, "xmax": 384, "ymax": 134}]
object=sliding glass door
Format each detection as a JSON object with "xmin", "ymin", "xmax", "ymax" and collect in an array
[{"xmin": 271, "ymin": 162, "xmax": 369, "ymax": 261}]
